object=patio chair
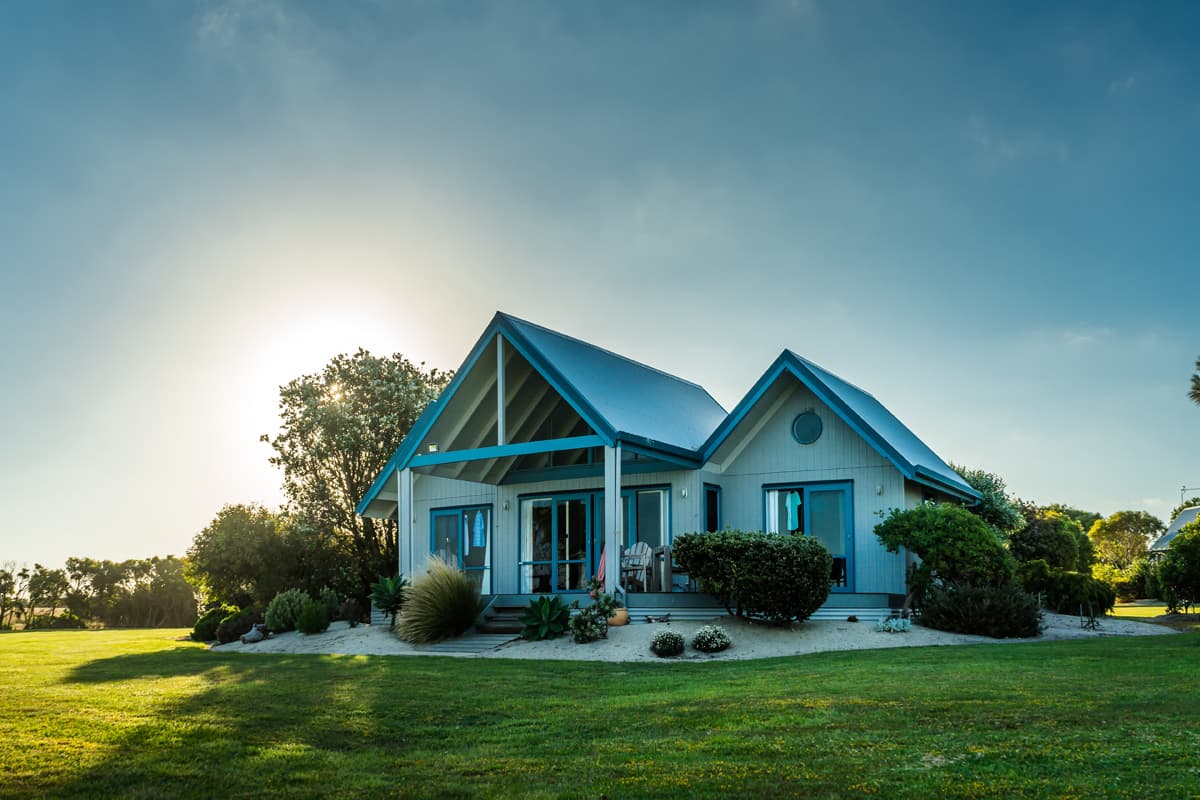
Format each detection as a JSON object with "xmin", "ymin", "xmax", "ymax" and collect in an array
[
  {"xmin": 831, "ymin": 557, "xmax": 847, "ymax": 588},
  {"xmin": 621, "ymin": 541, "xmax": 652, "ymax": 592}
]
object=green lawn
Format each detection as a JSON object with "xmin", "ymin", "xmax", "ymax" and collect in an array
[{"xmin": 2, "ymin": 629, "xmax": 1199, "ymax": 799}]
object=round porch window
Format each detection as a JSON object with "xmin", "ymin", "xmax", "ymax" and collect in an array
[{"xmin": 791, "ymin": 412, "xmax": 822, "ymax": 445}]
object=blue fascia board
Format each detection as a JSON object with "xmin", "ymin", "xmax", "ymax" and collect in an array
[
  {"xmin": 700, "ymin": 352, "xmax": 926, "ymax": 485},
  {"xmin": 356, "ymin": 315, "xmax": 511, "ymax": 515},
  {"xmin": 912, "ymin": 467, "xmax": 982, "ymax": 503},
  {"xmin": 493, "ymin": 314, "xmax": 617, "ymax": 443},
  {"xmin": 357, "ymin": 312, "xmax": 621, "ymax": 516},
  {"xmin": 410, "ymin": 435, "xmax": 605, "ymax": 468},
  {"xmin": 617, "ymin": 435, "xmax": 703, "ymax": 469}
]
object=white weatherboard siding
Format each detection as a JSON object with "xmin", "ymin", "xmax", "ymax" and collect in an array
[{"xmin": 707, "ymin": 375, "xmax": 909, "ymax": 595}]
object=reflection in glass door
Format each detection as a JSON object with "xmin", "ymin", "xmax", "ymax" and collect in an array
[
  {"xmin": 519, "ymin": 495, "xmax": 593, "ymax": 593},
  {"xmin": 430, "ymin": 506, "xmax": 491, "ymax": 595}
]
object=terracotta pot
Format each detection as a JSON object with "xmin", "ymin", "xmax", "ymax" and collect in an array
[{"xmin": 607, "ymin": 608, "xmax": 629, "ymax": 626}]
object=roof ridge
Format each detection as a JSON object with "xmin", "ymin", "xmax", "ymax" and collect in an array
[
  {"xmin": 499, "ymin": 311, "xmax": 720, "ymax": 400},
  {"xmin": 783, "ymin": 349, "xmax": 879, "ymax": 400}
]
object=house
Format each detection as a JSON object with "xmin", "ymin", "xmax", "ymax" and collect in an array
[
  {"xmin": 1150, "ymin": 506, "xmax": 1200, "ymax": 556},
  {"xmin": 357, "ymin": 312, "xmax": 980, "ymax": 618}
]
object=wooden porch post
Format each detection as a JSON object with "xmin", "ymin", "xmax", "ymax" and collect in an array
[
  {"xmin": 604, "ymin": 444, "xmax": 623, "ymax": 594},
  {"xmin": 397, "ymin": 467, "xmax": 414, "ymax": 577}
]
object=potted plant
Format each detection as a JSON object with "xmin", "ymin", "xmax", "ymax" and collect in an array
[{"xmin": 587, "ymin": 579, "xmax": 627, "ymax": 626}]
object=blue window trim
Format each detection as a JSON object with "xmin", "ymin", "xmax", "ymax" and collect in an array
[
  {"xmin": 429, "ymin": 504, "xmax": 493, "ymax": 573},
  {"xmin": 703, "ymin": 483, "xmax": 722, "ymax": 532},
  {"xmin": 761, "ymin": 480, "xmax": 854, "ymax": 593},
  {"xmin": 516, "ymin": 492, "xmax": 594, "ymax": 594}
]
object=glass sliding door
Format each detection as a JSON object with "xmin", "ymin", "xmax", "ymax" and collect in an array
[
  {"xmin": 763, "ymin": 482, "xmax": 853, "ymax": 592},
  {"xmin": 519, "ymin": 495, "xmax": 593, "ymax": 593}
]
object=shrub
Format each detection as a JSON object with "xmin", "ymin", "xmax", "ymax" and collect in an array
[
  {"xmin": 296, "ymin": 598, "xmax": 331, "ymax": 634},
  {"xmin": 567, "ymin": 603, "xmax": 608, "ymax": 643},
  {"xmin": 216, "ymin": 609, "xmax": 261, "ymax": 644},
  {"xmin": 1092, "ymin": 563, "xmax": 1139, "ymax": 602},
  {"xmin": 396, "ymin": 555, "xmax": 484, "ymax": 644},
  {"xmin": 672, "ymin": 530, "xmax": 832, "ymax": 624},
  {"xmin": 318, "ymin": 586, "xmax": 340, "ymax": 619},
  {"xmin": 1130, "ymin": 557, "xmax": 1160, "ymax": 600},
  {"xmin": 370, "ymin": 574, "xmax": 408, "ymax": 628},
  {"xmin": 340, "ymin": 597, "xmax": 362, "ymax": 627},
  {"xmin": 521, "ymin": 595, "xmax": 571, "ymax": 641},
  {"xmin": 1158, "ymin": 522, "xmax": 1200, "ymax": 612},
  {"xmin": 650, "ymin": 629, "xmax": 684, "ymax": 657},
  {"xmin": 918, "ymin": 582, "xmax": 1041, "ymax": 639},
  {"xmin": 26, "ymin": 612, "xmax": 86, "ymax": 630},
  {"xmin": 875, "ymin": 505, "xmax": 1015, "ymax": 603},
  {"xmin": 265, "ymin": 589, "xmax": 309, "ymax": 633},
  {"xmin": 191, "ymin": 606, "xmax": 232, "ymax": 642},
  {"xmin": 691, "ymin": 625, "xmax": 731, "ymax": 653},
  {"xmin": 1017, "ymin": 559, "xmax": 1116, "ymax": 615}
]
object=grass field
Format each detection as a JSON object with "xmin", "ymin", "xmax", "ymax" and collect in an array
[{"xmin": 2, "ymin": 629, "xmax": 1198, "ymax": 799}]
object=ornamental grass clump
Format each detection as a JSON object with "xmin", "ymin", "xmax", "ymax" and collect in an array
[
  {"xmin": 265, "ymin": 589, "xmax": 309, "ymax": 633},
  {"xmin": 691, "ymin": 625, "xmax": 731, "ymax": 653},
  {"xmin": 396, "ymin": 555, "xmax": 484, "ymax": 644},
  {"xmin": 650, "ymin": 628, "xmax": 684, "ymax": 658}
]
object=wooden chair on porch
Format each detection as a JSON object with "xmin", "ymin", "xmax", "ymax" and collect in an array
[{"xmin": 621, "ymin": 542, "xmax": 652, "ymax": 592}]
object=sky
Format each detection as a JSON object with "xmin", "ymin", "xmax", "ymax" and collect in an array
[{"xmin": 2, "ymin": 0, "xmax": 1199, "ymax": 569}]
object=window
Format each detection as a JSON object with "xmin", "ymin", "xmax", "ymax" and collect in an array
[
  {"xmin": 430, "ymin": 505, "xmax": 492, "ymax": 594},
  {"xmin": 704, "ymin": 484, "xmax": 721, "ymax": 533},
  {"xmin": 763, "ymin": 482, "xmax": 853, "ymax": 591}
]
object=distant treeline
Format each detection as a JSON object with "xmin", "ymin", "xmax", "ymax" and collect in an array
[{"xmin": 0, "ymin": 556, "xmax": 196, "ymax": 630}]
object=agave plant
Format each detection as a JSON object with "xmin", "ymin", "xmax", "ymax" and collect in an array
[
  {"xmin": 521, "ymin": 595, "xmax": 571, "ymax": 641},
  {"xmin": 369, "ymin": 574, "xmax": 408, "ymax": 628}
]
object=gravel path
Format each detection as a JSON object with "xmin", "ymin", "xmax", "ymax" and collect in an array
[{"xmin": 211, "ymin": 611, "xmax": 1174, "ymax": 662}]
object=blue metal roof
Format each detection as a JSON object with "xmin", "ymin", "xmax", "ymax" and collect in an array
[
  {"xmin": 1151, "ymin": 506, "xmax": 1200, "ymax": 552},
  {"xmin": 502, "ymin": 314, "xmax": 727, "ymax": 454},
  {"xmin": 358, "ymin": 313, "xmax": 980, "ymax": 515},
  {"xmin": 701, "ymin": 350, "xmax": 981, "ymax": 503}
]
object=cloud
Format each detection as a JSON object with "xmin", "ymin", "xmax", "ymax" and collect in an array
[
  {"xmin": 1060, "ymin": 326, "xmax": 1114, "ymax": 346},
  {"xmin": 1109, "ymin": 74, "xmax": 1137, "ymax": 94},
  {"xmin": 965, "ymin": 114, "xmax": 1069, "ymax": 172}
]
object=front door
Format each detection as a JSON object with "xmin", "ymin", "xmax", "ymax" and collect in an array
[{"xmin": 519, "ymin": 494, "xmax": 593, "ymax": 593}]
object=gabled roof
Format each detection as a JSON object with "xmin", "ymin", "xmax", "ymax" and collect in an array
[
  {"xmin": 356, "ymin": 312, "xmax": 727, "ymax": 515},
  {"xmin": 700, "ymin": 350, "xmax": 981, "ymax": 503},
  {"xmin": 1151, "ymin": 506, "xmax": 1200, "ymax": 552},
  {"xmin": 503, "ymin": 314, "xmax": 727, "ymax": 454}
]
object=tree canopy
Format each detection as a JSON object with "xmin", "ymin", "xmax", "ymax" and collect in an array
[
  {"xmin": 1189, "ymin": 356, "xmax": 1200, "ymax": 406},
  {"xmin": 1008, "ymin": 510, "xmax": 1086, "ymax": 572},
  {"xmin": 1044, "ymin": 504, "xmax": 1103, "ymax": 536},
  {"xmin": 1088, "ymin": 510, "xmax": 1164, "ymax": 571},
  {"xmin": 948, "ymin": 463, "xmax": 1025, "ymax": 536},
  {"xmin": 261, "ymin": 349, "xmax": 451, "ymax": 595},
  {"xmin": 1158, "ymin": 520, "xmax": 1200, "ymax": 610}
]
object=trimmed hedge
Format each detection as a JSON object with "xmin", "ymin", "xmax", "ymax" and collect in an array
[
  {"xmin": 918, "ymin": 582, "xmax": 1041, "ymax": 639},
  {"xmin": 265, "ymin": 589, "xmax": 309, "ymax": 633},
  {"xmin": 216, "ymin": 609, "xmax": 261, "ymax": 644},
  {"xmin": 875, "ymin": 504, "xmax": 1015, "ymax": 596},
  {"xmin": 672, "ymin": 530, "xmax": 832, "ymax": 625},
  {"xmin": 191, "ymin": 606, "xmax": 233, "ymax": 642}
]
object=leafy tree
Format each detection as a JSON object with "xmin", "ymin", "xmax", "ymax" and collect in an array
[
  {"xmin": 1189, "ymin": 356, "xmax": 1200, "ymax": 406},
  {"xmin": 0, "ymin": 565, "xmax": 17, "ymax": 628},
  {"xmin": 1044, "ymin": 504, "xmax": 1103, "ymax": 536},
  {"xmin": 261, "ymin": 349, "xmax": 451, "ymax": 597},
  {"xmin": 62, "ymin": 556, "xmax": 198, "ymax": 627},
  {"xmin": 948, "ymin": 463, "xmax": 1025, "ymax": 536},
  {"xmin": 1158, "ymin": 520, "xmax": 1200, "ymax": 611},
  {"xmin": 1168, "ymin": 497, "xmax": 1200, "ymax": 525},
  {"xmin": 26, "ymin": 564, "xmax": 68, "ymax": 624},
  {"xmin": 184, "ymin": 504, "xmax": 357, "ymax": 608},
  {"xmin": 1008, "ymin": 510, "xmax": 1083, "ymax": 572},
  {"xmin": 1088, "ymin": 510, "xmax": 1164, "ymax": 571}
]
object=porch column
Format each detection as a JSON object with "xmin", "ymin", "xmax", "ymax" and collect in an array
[
  {"xmin": 603, "ymin": 444, "xmax": 623, "ymax": 594},
  {"xmin": 397, "ymin": 467, "xmax": 414, "ymax": 577}
]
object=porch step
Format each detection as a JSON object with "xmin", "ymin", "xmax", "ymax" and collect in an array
[
  {"xmin": 477, "ymin": 605, "xmax": 526, "ymax": 635},
  {"xmin": 412, "ymin": 633, "xmax": 518, "ymax": 654},
  {"xmin": 369, "ymin": 603, "xmax": 389, "ymax": 627}
]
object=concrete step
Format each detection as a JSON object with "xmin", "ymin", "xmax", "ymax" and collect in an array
[{"xmin": 412, "ymin": 633, "xmax": 518, "ymax": 654}]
